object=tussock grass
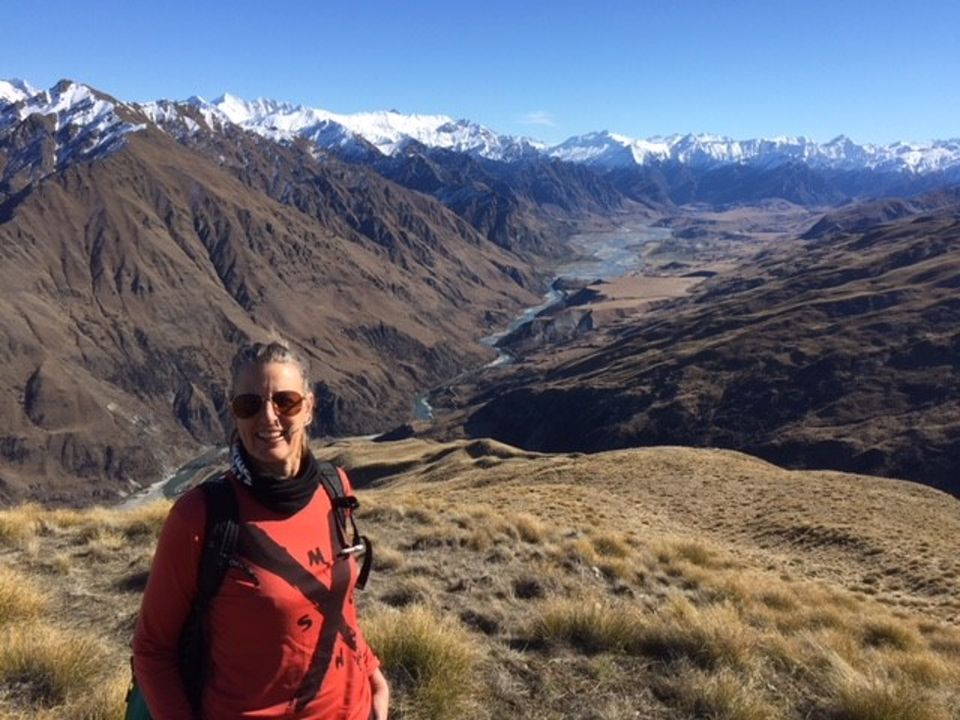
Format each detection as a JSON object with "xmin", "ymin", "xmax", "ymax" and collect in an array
[
  {"xmin": 0, "ymin": 566, "xmax": 46, "ymax": 626},
  {"xmin": 379, "ymin": 577, "xmax": 435, "ymax": 608},
  {"xmin": 532, "ymin": 597, "xmax": 645, "ymax": 654},
  {"xmin": 77, "ymin": 527, "xmax": 128, "ymax": 561},
  {"xmin": 356, "ymin": 502, "xmax": 407, "ymax": 524},
  {"xmin": 511, "ymin": 575, "xmax": 546, "ymax": 600},
  {"xmin": 372, "ymin": 544, "xmax": 405, "ymax": 572},
  {"xmin": 861, "ymin": 620, "xmax": 919, "ymax": 651},
  {"xmin": 674, "ymin": 541, "xmax": 718, "ymax": 567},
  {"xmin": 0, "ymin": 503, "xmax": 46, "ymax": 546},
  {"xmin": 664, "ymin": 667, "xmax": 781, "ymax": 720},
  {"xmin": 116, "ymin": 502, "xmax": 170, "ymax": 540},
  {"xmin": 363, "ymin": 604, "xmax": 481, "ymax": 720},
  {"xmin": 408, "ymin": 526, "xmax": 464, "ymax": 550},
  {"xmin": 757, "ymin": 588, "xmax": 798, "ymax": 612},
  {"xmin": 511, "ymin": 512, "xmax": 546, "ymax": 544},
  {"xmin": 828, "ymin": 670, "xmax": 952, "ymax": 720},
  {"xmin": 590, "ymin": 531, "xmax": 631, "ymax": 558},
  {"xmin": 32, "ymin": 671, "xmax": 131, "ymax": 720},
  {"xmin": 0, "ymin": 623, "xmax": 108, "ymax": 708},
  {"xmin": 556, "ymin": 536, "xmax": 598, "ymax": 566},
  {"xmin": 892, "ymin": 652, "xmax": 958, "ymax": 687},
  {"xmin": 596, "ymin": 557, "xmax": 632, "ymax": 582},
  {"xmin": 654, "ymin": 538, "xmax": 721, "ymax": 569},
  {"xmin": 0, "ymin": 501, "xmax": 168, "ymax": 550},
  {"xmin": 52, "ymin": 502, "xmax": 168, "ymax": 534},
  {"xmin": 637, "ymin": 597, "xmax": 756, "ymax": 670},
  {"xmin": 357, "ymin": 500, "xmax": 437, "ymax": 526},
  {"xmin": 465, "ymin": 526, "xmax": 495, "ymax": 552},
  {"xmin": 532, "ymin": 593, "xmax": 759, "ymax": 670}
]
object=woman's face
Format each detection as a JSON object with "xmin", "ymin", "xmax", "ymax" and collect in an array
[{"xmin": 232, "ymin": 361, "xmax": 314, "ymax": 477}]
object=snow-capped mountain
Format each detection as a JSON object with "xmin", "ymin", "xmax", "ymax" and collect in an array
[
  {"xmin": 549, "ymin": 130, "xmax": 960, "ymax": 174},
  {"xmin": 0, "ymin": 80, "xmax": 145, "ymax": 181},
  {"xmin": 0, "ymin": 79, "xmax": 38, "ymax": 106},
  {"xmin": 5, "ymin": 78, "xmax": 960, "ymax": 200},
  {"xmin": 174, "ymin": 93, "xmax": 544, "ymax": 161},
  {"xmin": 167, "ymin": 91, "xmax": 960, "ymax": 174}
]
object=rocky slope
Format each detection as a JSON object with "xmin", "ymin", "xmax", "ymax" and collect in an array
[{"xmin": 367, "ymin": 146, "xmax": 632, "ymax": 255}]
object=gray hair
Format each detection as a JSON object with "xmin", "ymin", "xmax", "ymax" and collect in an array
[{"xmin": 229, "ymin": 340, "xmax": 311, "ymax": 396}]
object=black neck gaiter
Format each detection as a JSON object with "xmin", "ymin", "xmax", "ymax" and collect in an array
[{"xmin": 230, "ymin": 443, "xmax": 320, "ymax": 516}]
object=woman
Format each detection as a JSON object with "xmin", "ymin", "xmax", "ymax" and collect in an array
[{"xmin": 133, "ymin": 340, "xmax": 389, "ymax": 719}]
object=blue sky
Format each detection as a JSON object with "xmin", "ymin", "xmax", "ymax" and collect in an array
[{"xmin": 3, "ymin": 0, "xmax": 958, "ymax": 145}]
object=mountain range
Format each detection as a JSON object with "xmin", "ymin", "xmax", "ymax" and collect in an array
[
  {"xmin": 7, "ymin": 78, "xmax": 960, "ymax": 217},
  {"xmin": 5, "ymin": 79, "xmax": 960, "ymax": 179},
  {"xmin": 3, "ymin": 77, "xmax": 960, "ymax": 504}
]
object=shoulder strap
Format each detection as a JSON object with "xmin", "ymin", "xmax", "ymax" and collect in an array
[
  {"xmin": 177, "ymin": 475, "xmax": 240, "ymax": 712},
  {"xmin": 316, "ymin": 462, "xmax": 373, "ymax": 590},
  {"xmin": 196, "ymin": 476, "xmax": 240, "ymax": 606}
]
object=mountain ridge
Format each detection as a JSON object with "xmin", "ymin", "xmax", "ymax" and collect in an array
[{"xmin": 6, "ymin": 79, "xmax": 960, "ymax": 176}]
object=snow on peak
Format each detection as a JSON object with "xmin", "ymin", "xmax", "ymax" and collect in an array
[
  {"xmin": 1, "ymin": 79, "xmax": 146, "ymax": 174},
  {"xmin": 185, "ymin": 93, "xmax": 537, "ymax": 160},
  {"xmin": 6, "ymin": 80, "xmax": 959, "ymax": 177},
  {"xmin": 548, "ymin": 131, "xmax": 960, "ymax": 173},
  {"xmin": 138, "ymin": 99, "xmax": 204, "ymax": 138},
  {"xmin": 0, "ymin": 78, "xmax": 38, "ymax": 106},
  {"xmin": 549, "ymin": 131, "xmax": 670, "ymax": 168},
  {"xmin": 209, "ymin": 92, "xmax": 301, "ymax": 125}
]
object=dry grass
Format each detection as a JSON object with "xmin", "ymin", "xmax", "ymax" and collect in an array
[
  {"xmin": 0, "ymin": 623, "xmax": 109, "ymax": 709},
  {"xmin": 827, "ymin": 660, "xmax": 954, "ymax": 720},
  {"xmin": 0, "ymin": 502, "xmax": 164, "ymax": 719},
  {"xmin": 2, "ymin": 439, "xmax": 959, "ymax": 719},
  {"xmin": 511, "ymin": 512, "xmax": 547, "ymax": 544},
  {"xmin": 362, "ymin": 604, "xmax": 481, "ymax": 720},
  {"xmin": 0, "ymin": 504, "xmax": 46, "ymax": 548},
  {"xmin": 0, "ymin": 566, "xmax": 46, "ymax": 626},
  {"xmin": 532, "ymin": 597, "xmax": 645, "ymax": 654},
  {"xmin": 590, "ymin": 531, "xmax": 632, "ymax": 559},
  {"xmin": 372, "ymin": 543, "xmax": 405, "ymax": 572},
  {"xmin": 663, "ymin": 667, "xmax": 781, "ymax": 720},
  {"xmin": 0, "ymin": 501, "xmax": 168, "ymax": 549},
  {"xmin": 638, "ymin": 597, "xmax": 757, "ymax": 670}
]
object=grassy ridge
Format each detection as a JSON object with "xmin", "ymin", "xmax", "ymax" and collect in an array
[{"xmin": 1, "ymin": 440, "xmax": 958, "ymax": 718}]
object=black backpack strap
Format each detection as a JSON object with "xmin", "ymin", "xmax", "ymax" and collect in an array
[
  {"xmin": 316, "ymin": 462, "xmax": 373, "ymax": 590},
  {"xmin": 197, "ymin": 477, "xmax": 240, "ymax": 605},
  {"xmin": 178, "ymin": 475, "xmax": 240, "ymax": 712}
]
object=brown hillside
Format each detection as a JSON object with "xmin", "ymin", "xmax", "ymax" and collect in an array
[
  {"xmin": 0, "ymin": 125, "xmax": 540, "ymax": 505},
  {"xmin": 428, "ymin": 202, "xmax": 960, "ymax": 495}
]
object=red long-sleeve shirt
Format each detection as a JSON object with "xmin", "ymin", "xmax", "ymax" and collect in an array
[{"xmin": 133, "ymin": 472, "xmax": 378, "ymax": 719}]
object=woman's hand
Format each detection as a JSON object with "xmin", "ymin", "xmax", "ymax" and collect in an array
[{"xmin": 370, "ymin": 667, "xmax": 390, "ymax": 720}]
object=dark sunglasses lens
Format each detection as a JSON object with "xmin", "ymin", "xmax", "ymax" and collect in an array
[
  {"xmin": 231, "ymin": 394, "xmax": 263, "ymax": 419},
  {"xmin": 272, "ymin": 391, "xmax": 304, "ymax": 416}
]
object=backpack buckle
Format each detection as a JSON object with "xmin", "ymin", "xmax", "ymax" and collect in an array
[{"xmin": 333, "ymin": 496, "xmax": 359, "ymax": 510}]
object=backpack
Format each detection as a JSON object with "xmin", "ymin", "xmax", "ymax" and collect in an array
[{"xmin": 124, "ymin": 463, "xmax": 371, "ymax": 719}]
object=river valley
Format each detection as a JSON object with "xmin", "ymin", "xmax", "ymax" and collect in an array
[{"xmin": 122, "ymin": 204, "xmax": 823, "ymax": 505}]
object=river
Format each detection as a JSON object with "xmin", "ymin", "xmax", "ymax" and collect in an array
[{"xmin": 414, "ymin": 224, "xmax": 672, "ymax": 419}]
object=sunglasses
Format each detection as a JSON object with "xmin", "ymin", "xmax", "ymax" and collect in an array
[{"xmin": 231, "ymin": 391, "xmax": 305, "ymax": 419}]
